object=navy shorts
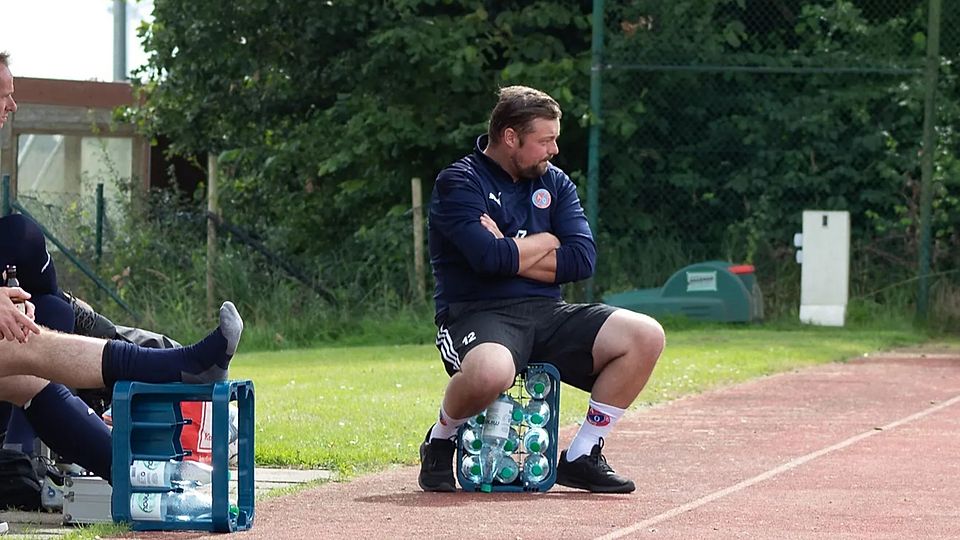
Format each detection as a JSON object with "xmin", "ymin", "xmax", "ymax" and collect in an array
[{"xmin": 434, "ymin": 297, "xmax": 617, "ymax": 392}]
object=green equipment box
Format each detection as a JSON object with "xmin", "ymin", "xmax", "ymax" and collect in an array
[{"xmin": 603, "ymin": 261, "xmax": 763, "ymax": 323}]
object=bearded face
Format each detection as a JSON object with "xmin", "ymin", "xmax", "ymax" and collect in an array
[{"xmin": 508, "ymin": 118, "xmax": 559, "ymax": 180}]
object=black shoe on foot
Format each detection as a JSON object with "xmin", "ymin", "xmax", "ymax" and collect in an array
[
  {"xmin": 556, "ymin": 438, "xmax": 635, "ymax": 493},
  {"xmin": 418, "ymin": 426, "xmax": 456, "ymax": 492},
  {"xmin": 62, "ymin": 291, "xmax": 117, "ymax": 338}
]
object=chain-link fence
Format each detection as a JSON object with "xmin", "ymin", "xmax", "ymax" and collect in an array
[{"xmin": 590, "ymin": 0, "xmax": 959, "ymax": 321}]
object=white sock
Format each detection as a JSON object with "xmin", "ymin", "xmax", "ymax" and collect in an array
[
  {"xmin": 565, "ymin": 399, "xmax": 626, "ymax": 461},
  {"xmin": 429, "ymin": 404, "xmax": 468, "ymax": 441}
]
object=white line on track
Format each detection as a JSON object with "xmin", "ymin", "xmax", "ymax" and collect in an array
[{"xmin": 594, "ymin": 393, "xmax": 960, "ymax": 540}]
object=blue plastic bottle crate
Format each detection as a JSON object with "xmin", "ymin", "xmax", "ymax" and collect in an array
[
  {"xmin": 110, "ymin": 380, "xmax": 255, "ymax": 532},
  {"xmin": 456, "ymin": 363, "xmax": 561, "ymax": 492}
]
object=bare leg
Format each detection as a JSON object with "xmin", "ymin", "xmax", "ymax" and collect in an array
[
  {"xmin": 0, "ymin": 331, "xmax": 107, "ymax": 388},
  {"xmin": 0, "ymin": 301, "xmax": 243, "ymax": 389},
  {"xmin": 556, "ymin": 309, "xmax": 665, "ymax": 493},
  {"xmin": 441, "ymin": 342, "xmax": 515, "ymax": 419},
  {"xmin": 0, "ymin": 375, "xmax": 50, "ymax": 407},
  {"xmin": 590, "ymin": 310, "xmax": 665, "ymax": 407},
  {"xmin": 419, "ymin": 342, "xmax": 516, "ymax": 492}
]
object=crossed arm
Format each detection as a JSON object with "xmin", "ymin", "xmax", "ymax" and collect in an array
[{"xmin": 479, "ymin": 213, "xmax": 557, "ymax": 283}]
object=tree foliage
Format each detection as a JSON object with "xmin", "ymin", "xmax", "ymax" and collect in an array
[
  {"xmin": 127, "ymin": 0, "xmax": 958, "ymax": 311},
  {"xmin": 130, "ymin": 1, "xmax": 594, "ymax": 260},
  {"xmin": 595, "ymin": 0, "xmax": 959, "ymax": 297}
]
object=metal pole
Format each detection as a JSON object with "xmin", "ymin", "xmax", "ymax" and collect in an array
[
  {"xmin": 207, "ymin": 153, "xmax": 219, "ymax": 316},
  {"xmin": 585, "ymin": 0, "xmax": 605, "ymax": 302},
  {"xmin": 113, "ymin": 0, "xmax": 127, "ymax": 81},
  {"xmin": 95, "ymin": 183, "xmax": 104, "ymax": 264},
  {"xmin": 917, "ymin": 0, "xmax": 942, "ymax": 322},
  {"xmin": 411, "ymin": 177, "xmax": 426, "ymax": 303}
]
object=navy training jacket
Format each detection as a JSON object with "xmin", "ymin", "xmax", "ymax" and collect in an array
[{"xmin": 428, "ymin": 135, "xmax": 596, "ymax": 322}]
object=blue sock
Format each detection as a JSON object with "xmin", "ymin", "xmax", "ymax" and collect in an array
[
  {"xmin": 22, "ymin": 383, "xmax": 112, "ymax": 482},
  {"xmin": 4, "ymin": 409, "xmax": 37, "ymax": 455},
  {"xmin": 0, "ymin": 402, "xmax": 10, "ymax": 437},
  {"xmin": 101, "ymin": 302, "xmax": 243, "ymax": 387}
]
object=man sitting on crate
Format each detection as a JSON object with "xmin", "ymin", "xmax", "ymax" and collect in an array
[{"xmin": 419, "ymin": 86, "xmax": 665, "ymax": 493}]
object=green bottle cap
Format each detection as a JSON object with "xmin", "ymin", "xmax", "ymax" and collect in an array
[
  {"xmin": 470, "ymin": 464, "xmax": 481, "ymax": 475},
  {"xmin": 504, "ymin": 440, "xmax": 516, "ymax": 452},
  {"xmin": 500, "ymin": 467, "xmax": 515, "ymax": 478},
  {"xmin": 229, "ymin": 504, "xmax": 239, "ymax": 517},
  {"xmin": 476, "ymin": 413, "xmax": 485, "ymax": 424},
  {"xmin": 532, "ymin": 465, "xmax": 543, "ymax": 476},
  {"xmin": 531, "ymin": 414, "xmax": 544, "ymax": 425},
  {"xmin": 533, "ymin": 382, "xmax": 546, "ymax": 394},
  {"xmin": 512, "ymin": 409, "xmax": 524, "ymax": 422},
  {"xmin": 471, "ymin": 439, "xmax": 483, "ymax": 450},
  {"xmin": 481, "ymin": 483, "xmax": 492, "ymax": 493},
  {"xmin": 529, "ymin": 441, "xmax": 541, "ymax": 453}
]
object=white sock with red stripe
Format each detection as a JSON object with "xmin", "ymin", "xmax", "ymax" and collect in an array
[
  {"xmin": 430, "ymin": 404, "xmax": 468, "ymax": 441},
  {"xmin": 565, "ymin": 399, "xmax": 626, "ymax": 461}
]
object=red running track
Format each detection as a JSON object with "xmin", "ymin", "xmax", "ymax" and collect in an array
[{"xmin": 124, "ymin": 350, "xmax": 960, "ymax": 540}]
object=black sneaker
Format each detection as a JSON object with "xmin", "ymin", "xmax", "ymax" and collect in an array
[
  {"xmin": 61, "ymin": 291, "xmax": 116, "ymax": 338},
  {"xmin": 418, "ymin": 426, "xmax": 456, "ymax": 492},
  {"xmin": 556, "ymin": 438, "xmax": 636, "ymax": 493}
]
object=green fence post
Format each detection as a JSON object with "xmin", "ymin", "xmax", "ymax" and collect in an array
[
  {"xmin": 586, "ymin": 0, "xmax": 605, "ymax": 302},
  {"xmin": 1, "ymin": 174, "xmax": 10, "ymax": 217},
  {"xmin": 95, "ymin": 183, "xmax": 105, "ymax": 264},
  {"xmin": 917, "ymin": 0, "xmax": 942, "ymax": 323},
  {"xmin": 10, "ymin": 201, "xmax": 139, "ymax": 321}
]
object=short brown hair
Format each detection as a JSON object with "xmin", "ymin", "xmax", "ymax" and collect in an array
[
  {"xmin": 487, "ymin": 86, "xmax": 562, "ymax": 145},
  {"xmin": 0, "ymin": 52, "xmax": 9, "ymax": 67}
]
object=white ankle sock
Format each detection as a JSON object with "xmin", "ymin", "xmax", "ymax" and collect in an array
[
  {"xmin": 566, "ymin": 399, "xmax": 626, "ymax": 461},
  {"xmin": 430, "ymin": 404, "xmax": 468, "ymax": 440}
]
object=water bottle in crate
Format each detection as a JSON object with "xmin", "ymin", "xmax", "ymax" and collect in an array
[
  {"xmin": 110, "ymin": 380, "xmax": 255, "ymax": 532},
  {"xmin": 456, "ymin": 363, "xmax": 560, "ymax": 492}
]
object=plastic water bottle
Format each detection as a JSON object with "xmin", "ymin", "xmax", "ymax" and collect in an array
[
  {"xmin": 522, "ymin": 427, "xmax": 550, "ymax": 454},
  {"xmin": 479, "ymin": 394, "xmax": 514, "ymax": 492},
  {"xmin": 523, "ymin": 454, "xmax": 551, "ymax": 485},
  {"xmin": 495, "ymin": 455, "xmax": 520, "ymax": 484},
  {"xmin": 501, "ymin": 427, "xmax": 520, "ymax": 455},
  {"xmin": 130, "ymin": 459, "xmax": 214, "ymax": 488},
  {"xmin": 129, "ymin": 490, "xmax": 213, "ymax": 522},
  {"xmin": 460, "ymin": 426, "xmax": 483, "ymax": 455},
  {"xmin": 524, "ymin": 371, "xmax": 551, "ymax": 400},
  {"xmin": 506, "ymin": 395, "xmax": 525, "ymax": 425},
  {"xmin": 524, "ymin": 399, "xmax": 551, "ymax": 428},
  {"xmin": 466, "ymin": 412, "xmax": 486, "ymax": 429},
  {"xmin": 228, "ymin": 403, "xmax": 240, "ymax": 465},
  {"xmin": 460, "ymin": 455, "xmax": 482, "ymax": 484}
]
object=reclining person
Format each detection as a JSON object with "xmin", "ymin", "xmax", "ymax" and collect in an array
[
  {"xmin": 0, "ymin": 50, "xmax": 229, "ymax": 484},
  {"xmin": 0, "ymin": 287, "xmax": 243, "ymax": 482},
  {"xmin": 0, "ymin": 213, "xmax": 179, "ymax": 457}
]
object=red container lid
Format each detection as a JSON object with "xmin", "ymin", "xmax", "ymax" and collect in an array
[{"xmin": 728, "ymin": 264, "xmax": 755, "ymax": 275}]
